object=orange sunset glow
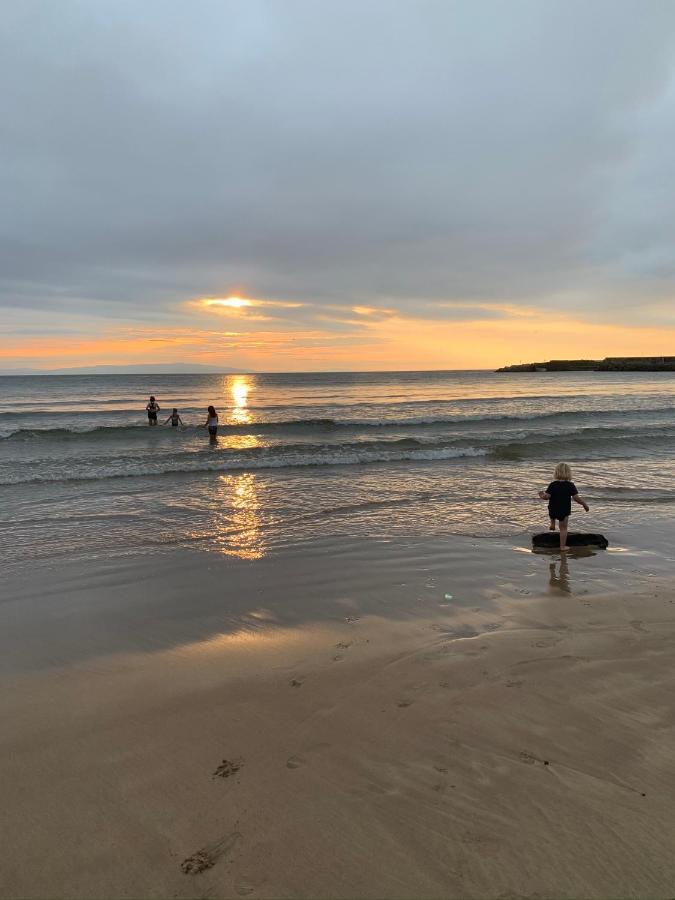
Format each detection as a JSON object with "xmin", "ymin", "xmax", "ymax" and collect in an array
[{"xmin": 4, "ymin": 299, "xmax": 675, "ymax": 372}]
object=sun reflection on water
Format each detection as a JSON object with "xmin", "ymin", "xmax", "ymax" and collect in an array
[
  {"xmin": 222, "ymin": 375, "xmax": 265, "ymax": 453},
  {"xmin": 229, "ymin": 472, "xmax": 264, "ymax": 559},
  {"xmin": 221, "ymin": 434, "xmax": 260, "ymax": 452},
  {"xmin": 214, "ymin": 472, "xmax": 265, "ymax": 559},
  {"xmin": 228, "ymin": 375, "xmax": 253, "ymax": 426}
]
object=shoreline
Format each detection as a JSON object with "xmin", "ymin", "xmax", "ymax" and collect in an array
[
  {"xmin": 2, "ymin": 535, "xmax": 675, "ymax": 898},
  {"xmin": 2, "ymin": 526, "xmax": 672, "ymax": 673}
]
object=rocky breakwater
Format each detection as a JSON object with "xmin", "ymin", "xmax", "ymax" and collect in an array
[{"xmin": 597, "ymin": 356, "xmax": 675, "ymax": 371}]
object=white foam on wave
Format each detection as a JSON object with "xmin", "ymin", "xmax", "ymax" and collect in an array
[{"xmin": 0, "ymin": 445, "xmax": 490, "ymax": 485}]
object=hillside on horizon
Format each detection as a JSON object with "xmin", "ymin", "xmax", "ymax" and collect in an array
[{"xmin": 0, "ymin": 363, "xmax": 247, "ymax": 376}]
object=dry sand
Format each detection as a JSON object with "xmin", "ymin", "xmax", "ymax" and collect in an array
[{"xmin": 2, "ymin": 540, "xmax": 675, "ymax": 899}]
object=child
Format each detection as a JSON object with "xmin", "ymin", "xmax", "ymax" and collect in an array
[
  {"xmin": 538, "ymin": 462, "xmax": 590, "ymax": 552},
  {"xmin": 163, "ymin": 408, "xmax": 183, "ymax": 427}
]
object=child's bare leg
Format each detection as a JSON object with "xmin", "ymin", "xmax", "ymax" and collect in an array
[
  {"xmin": 549, "ymin": 517, "xmax": 556, "ymax": 531},
  {"xmin": 559, "ymin": 517, "xmax": 569, "ymax": 551}
]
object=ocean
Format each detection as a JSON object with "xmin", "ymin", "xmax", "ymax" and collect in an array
[{"xmin": 1, "ymin": 369, "xmax": 674, "ymax": 568}]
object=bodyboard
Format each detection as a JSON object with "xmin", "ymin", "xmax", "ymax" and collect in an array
[{"xmin": 532, "ymin": 532, "xmax": 608, "ymax": 549}]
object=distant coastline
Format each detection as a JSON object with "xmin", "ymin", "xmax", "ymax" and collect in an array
[
  {"xmin": 497, "ymin": 356, "xmax": 675, "ymax": 372},
  {"xmin": 0, "ymin": 363, "xmax": 247, "ymax": 376}
]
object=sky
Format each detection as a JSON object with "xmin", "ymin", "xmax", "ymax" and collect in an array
[{"xmin": 2, "ymin": 0, "xmax": 675, "ymax": 372}]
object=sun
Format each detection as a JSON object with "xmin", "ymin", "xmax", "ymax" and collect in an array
[{"xmin": 203, "ymin": 296, "xmax": 253, "ymax": 309}]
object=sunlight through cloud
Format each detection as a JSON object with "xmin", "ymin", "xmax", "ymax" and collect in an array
[{"xmin": 198, "ymin": 296, "xmax": 304, "ymax": 313}]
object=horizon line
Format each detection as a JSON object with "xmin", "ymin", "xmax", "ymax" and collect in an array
[{"xmin": 0, "ymin": 366, "xmax": 498, "ymax": 377}]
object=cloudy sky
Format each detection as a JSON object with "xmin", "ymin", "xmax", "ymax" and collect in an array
[{"xmin": 2, "ymin": 0, "xmax": 675, "ymax": 371}]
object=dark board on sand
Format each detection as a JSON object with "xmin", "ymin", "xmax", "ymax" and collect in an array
[{"xmin": 532, "ymin": 532, "xmax": 609, "ymax": 549}]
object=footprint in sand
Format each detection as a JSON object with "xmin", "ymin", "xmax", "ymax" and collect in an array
[
  {"xmin": 289, "ymin": 678, "xmax": 303, "ymax": 688},
  {"xmin": 519, "ymin": 751, "xmax": 550, "ymax": 767},
  {"xmin": 212, "ymin": 758, "xmax": 244, "ymax": 779},
  {"xmin": 396, "ymin": 699, "xmax": 413, "ymax": 708},
  {"xmin": 497, "ymin": 893, "xmax": 543, "ymax": 900},
  {"xmin": 461, "ymin": 831, "xmax": 501, "ymax": 855},
  {"xmin": 332, "ymin": 654, "xmax": 344, "ymax": 661},
  {"xmin": 345, "ymin": 615, "xmax": 360, "ymax": 624},
  {"xmin": 432, "ymin": 765, "xmax": 449, "ymax": 792},
  {"xmin": 335, "ymin": 641, "xmax": 352, "ymax": 650},
  {"xmin": 235, "ymin": 877, "xmax": 262, "ymax": 896},
  {"xmin": 630, "ymin": 620, "xmax": 648, "ymax": 633},
  {"xmin": 533, "ymin": 637, "xmax": 561, "ymax": 648},
  {"xmin": 286, "ymin": 754, "xmax": 306, "ymax": 769},
  {"xmin": 181, "ymin": 850, "xmax": 213, "ymax": 874},
  {"xmin": 505, "ymin": 679, "xmax": 524, "ymax": 688},
  {"xmin": 181, "ymin": 832, "xmax": 241, "ymax": 874}
]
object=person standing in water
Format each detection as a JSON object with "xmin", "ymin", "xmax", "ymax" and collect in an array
[
  {"xmin": 163, "ymin": 408, "xmax": 183, "ymax": 427},
  {"xmin": 202, "ymin": 405, "xmax": 219, "ymax": 441},
  {"xmin": 538, "ymin": 462, "xmax": 589, "ymax": 552},
  {"xmin": 146, "ymin": 395, "xmax": 160, "ymax": 425}
]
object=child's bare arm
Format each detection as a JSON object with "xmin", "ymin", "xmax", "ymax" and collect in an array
[
  {"xmin": 573, "ymin": 493, "xmax": 590, "ymax": 512},
  {"xmin": 538, "ymin": 490, "xmax": 550, "ymax": 500}
]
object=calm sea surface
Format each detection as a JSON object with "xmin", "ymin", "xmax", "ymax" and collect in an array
[{"xmin": 1, "ymin": 370, "xmax": 674, "ymax": 566}]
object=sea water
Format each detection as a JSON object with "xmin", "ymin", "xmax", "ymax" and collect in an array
[{"xmin": 1, "ymin": 369, "xmax": 674, "ymax": 566}]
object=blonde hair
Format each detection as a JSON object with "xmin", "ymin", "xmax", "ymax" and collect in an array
[{"xmin": 554, "ymin": 462, "xmax": 572, "ymax": 481}]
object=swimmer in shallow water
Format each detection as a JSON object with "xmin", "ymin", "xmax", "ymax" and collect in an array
[
  {"xmin": 202, "ymin": 405, "xmax": 218, "ymax": 441},
  {"xmin": 146, "ymin": 396, "xmax": 160, "ymax": 425},
  {"xmin": 163, "ymin": 408, "xmax": 183, "ymax": 427},
  {"xmin": 538, "ymin": 462, "xmax": 589, "ymax": 552}
]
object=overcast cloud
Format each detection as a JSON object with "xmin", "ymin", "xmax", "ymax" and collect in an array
[{"xmin": 2, "ymin": 0, "xmax": 675, "ymax": 341}]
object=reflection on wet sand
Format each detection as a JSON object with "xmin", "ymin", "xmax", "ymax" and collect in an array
[
  {"xmin": 547, "ymin": 547, "xmax": 597, "ymax": 594},
  {"xmin": 549, "ymin": 558, "xmax": 570, "ymax": 593}
]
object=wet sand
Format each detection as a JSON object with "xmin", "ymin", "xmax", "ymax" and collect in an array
[{"xmin": 2, "ymin": 536, "xmax": 675, "ymax": 898}]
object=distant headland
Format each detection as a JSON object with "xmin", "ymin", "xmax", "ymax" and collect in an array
[{"xmin": 496, "ymin": 356, "xmax": 675, "ymax": 373}]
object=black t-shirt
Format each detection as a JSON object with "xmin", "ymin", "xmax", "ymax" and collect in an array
[{"xmin": 546, "ymin": 480, "xmax": 577, "ymax": 518}]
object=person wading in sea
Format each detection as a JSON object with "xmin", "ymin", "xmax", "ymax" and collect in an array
[
  {"xmin": 202, "ymin": 405, "xmax": 219, "ymax": 442},
  {"xmin": 146, "ymin": 396, "xmax": 160, "ymax": 425},
  {"xmin": 163, "ymin": 408, "xmax": 183, "ymax": 427}
]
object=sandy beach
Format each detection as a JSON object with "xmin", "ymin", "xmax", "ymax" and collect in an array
[{"xmin": 2, "ymin": 536, "xmax": 675, "ymax": 899}]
